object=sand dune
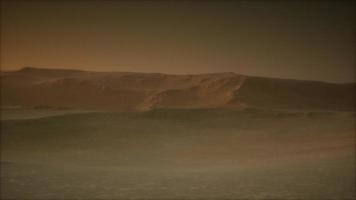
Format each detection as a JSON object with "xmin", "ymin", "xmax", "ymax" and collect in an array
[
  {"xmin": 1, "ymin": 109, "xmax": 355, "ymax": 199},
  {"xmin": 2, "ymin": 67, "xmax": 354, "ymax": 111},
  {"xmin": 1, "ymin": 67, "xmax": 355, "ymax": 199}
]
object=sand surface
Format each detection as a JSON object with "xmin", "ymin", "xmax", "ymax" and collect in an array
[{"xmin": 1, "ymin": 108, "xmax": 355, "ymax": 199}]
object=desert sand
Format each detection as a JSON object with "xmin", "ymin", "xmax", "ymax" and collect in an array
[{"xmin": 1, "ymin": 67, "xmax": 355, "ymax": 199}]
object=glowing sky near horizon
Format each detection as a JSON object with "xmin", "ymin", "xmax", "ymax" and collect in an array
[{"xmin": 1, "ymin": 1, "xmax": 355, "ymax": 82}]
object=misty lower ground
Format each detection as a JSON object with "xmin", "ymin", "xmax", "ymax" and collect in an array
[{"xmin": 1, "ymin": 108, "xmax": 355, "ymax": 199}]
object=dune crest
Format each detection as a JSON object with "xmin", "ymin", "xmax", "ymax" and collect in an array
[{"xmin": 1, "ymin": 67, "xmax": 354, "ymax": 111}]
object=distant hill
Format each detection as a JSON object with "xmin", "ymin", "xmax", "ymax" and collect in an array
[{"xmin": 1, "ymin": 67, "xmax": 355, "ymax": 111}]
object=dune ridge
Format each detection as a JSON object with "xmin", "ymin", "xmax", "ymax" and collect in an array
[{"xmin": 1, "ymin": 67, "xmax": 355, "ymax": 111}]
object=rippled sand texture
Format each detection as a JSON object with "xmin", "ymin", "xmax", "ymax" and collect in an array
[{"xmin": 1, "ymin": 109, "xmax": 355, "ymax": 199}]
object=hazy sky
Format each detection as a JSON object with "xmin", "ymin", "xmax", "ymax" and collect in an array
[{"xmin": 1, "ymin": 0, "xmax": 355, "ymax": 82}]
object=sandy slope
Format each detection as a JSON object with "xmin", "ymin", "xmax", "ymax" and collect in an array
[
  {"xmin": 1, "ymin": 67, "xmax": 355, "ymax": 199},
  {"xmin": 1, "ymin": 67, "xmax": 354, "ymax": 111},
  {"xmin": 1, "ymin": 109, "xmax": 355, "ymax": 199}
]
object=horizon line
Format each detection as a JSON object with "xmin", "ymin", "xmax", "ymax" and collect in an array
[{"xmin": 1, "ymin": 66, "xmax": 355, "ymax": 84}]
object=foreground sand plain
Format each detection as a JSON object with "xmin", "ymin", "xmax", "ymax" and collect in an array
[{"xmin": 1, "ymin": 108, "xmax": 355, "ymax": 199}]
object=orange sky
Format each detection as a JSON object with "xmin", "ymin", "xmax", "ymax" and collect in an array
[{"xmin": 1, "ymin": 1, "xmax": 355, "ymax": 82}]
